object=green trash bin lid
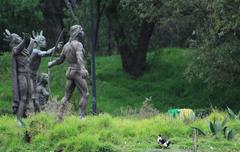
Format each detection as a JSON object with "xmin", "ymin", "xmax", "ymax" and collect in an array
[{"xmin": 168, "ymin": 109, "xmax": 181, "ymax": 118}]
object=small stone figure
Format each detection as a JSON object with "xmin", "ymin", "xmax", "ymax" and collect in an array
[
  {"xmin": 48, "ymin": 25, "xmax": 89, "ymax": 120},
  {"xmin": 36, "ymin": 73, "xmax": 49, "ymax": 109},
  {"xmin": 3, "ymin": 29, "xmax": 32, "ymax": 118},
  {"xmin": 30, "ymin": 31, "xmax": 62, "ymax": 112}
]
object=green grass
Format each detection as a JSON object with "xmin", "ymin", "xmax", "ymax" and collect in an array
[
  {"xmin": 0, "ymin": 112, "xmax": 239, "ymax": 152},
  {"xmin": 0, "ymin": 48, "xmax": 240, "ymax": 115}
]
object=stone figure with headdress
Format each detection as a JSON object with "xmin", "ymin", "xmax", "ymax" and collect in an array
[
  {"xmin": 3, "ymin": 29, "xmax": 32, "ymax": 118},
  {"xmin": 29, "ymin": 30, "xmax": 62, "ymax": 112}
]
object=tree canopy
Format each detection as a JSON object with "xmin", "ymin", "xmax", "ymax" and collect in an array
[{"xmin": 0, "ymin": 0, "xmax": 239, "ymax": 84}]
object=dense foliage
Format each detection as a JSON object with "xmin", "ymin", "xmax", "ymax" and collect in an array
[
  {"xmin": 1, "ymin": 0, "xmax": 239, "ymax": 81},
  {"xmin": 0, "ymin": 0, "xmax": 43, "ymax": 51},
  {"xmin": 186, "ymin": 0, "xmax": 240, "ymax": 87}
]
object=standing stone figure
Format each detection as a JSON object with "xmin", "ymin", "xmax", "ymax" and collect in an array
[
  {"xmin": 36, "ymin": 73, "xmax": 49, "ymax": 108},
  {"xmin": 48, "ymin": 25, "xmax": 89, "ymax": 120},
  {"xmin": 30, "ymin": 31, "xmax": 62, "ymax": 112},
  {"xmin": 3, "ymin": 29, "xmax": 32, "ymax": 118}
]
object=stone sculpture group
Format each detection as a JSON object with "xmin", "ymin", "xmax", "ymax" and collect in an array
[{"xmin": 3, "ymin": 25, "xmax": 89, "ymax": 120}]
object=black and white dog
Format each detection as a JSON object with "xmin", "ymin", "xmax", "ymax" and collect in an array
[{"xmin": 157, "ymin": 135, "xmax": 171, "ymax": 148}]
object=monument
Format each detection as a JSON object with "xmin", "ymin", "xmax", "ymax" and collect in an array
[
  {"xmin": 30, "ymin": 31, "xmax": 62, "ymax": 112},
  {"xmin": 3, "ymin": 29, "xmax": 32, "ymax": 118},
  {"xmin": 48, "ymin": 25, "xmax": 89, "ymax": 120}
]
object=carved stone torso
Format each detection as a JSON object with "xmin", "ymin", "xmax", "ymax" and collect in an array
[
  {"xmin": 15, "ymin": 48, "xmax": 30, "ymax": 73},
  {"xmin": 62, "ymin": 40, "xmax": 84, "ymax": 65}
]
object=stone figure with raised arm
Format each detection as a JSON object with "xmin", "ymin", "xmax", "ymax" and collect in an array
[
  {"xmin": 3, "ymin": 29, "xmax": 32, "ymax": 118},
  {"xmin": 48, "ymin": 25, "xmax": 89, "ymax": 120},
  {"xmin": 30, "ymin": 31, "xmax": 62, "ymax": 112}
]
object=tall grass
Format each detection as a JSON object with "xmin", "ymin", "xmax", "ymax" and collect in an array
[{"xmin": 0, "ymin": 112, "xmax": 239, "ymax": 152}]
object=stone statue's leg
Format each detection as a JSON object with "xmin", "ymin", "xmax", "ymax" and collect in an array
[
  {"xmin": 17, "ymin": 74, "xmax": 28, "ymax": 118},
  {"xmin": 75, "ymin": 76, "xmax": 89, "ymax": 118},
  {"xmin": 31, "ymin": 74, "xmax": 41, "ymax": 112},
  {"xmin": 58, "ymin": 79, "xmax": 75, "ymax": 121}
]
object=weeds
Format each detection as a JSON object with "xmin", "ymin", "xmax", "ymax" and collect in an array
[
  {"xmin": 0, "ymin": 111, "xmax": 240, "ymax": 152},
  {"xmin": 120, "ymin": 96, "xmax": 159, "ymax": 118}
]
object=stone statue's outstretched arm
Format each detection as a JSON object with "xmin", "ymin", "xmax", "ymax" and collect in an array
[
  {"xmin": 48, "ymin": 54, "xmax": 65, "ymax": 68},
  {"xmin": 37, "ymin": 48, "xmax": 53, "ymax": 57},
  {"xmin": 38, "ymin": 43, "xmax": 62, "ymax": 57}
]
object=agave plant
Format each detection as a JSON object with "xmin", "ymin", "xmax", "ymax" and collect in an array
[
  {"xmin": 208, "ymin": 116, "xmax": 228, "ymax": 136},
  {"xmin": 193, "ymin": 115, "xmax": 235, "ymax": 140}
]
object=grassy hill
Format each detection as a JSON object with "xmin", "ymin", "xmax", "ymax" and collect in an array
[
  {"xmin": 0, "ymin": 48, "xmax": 239, "ymax": 115},
  {"xmin": 0, "ymin": 112, "xmax": 240, "ymax": 152},
  {"xmin": 0, "ymin": 48, "xmax": 240, "ymax": 151}
]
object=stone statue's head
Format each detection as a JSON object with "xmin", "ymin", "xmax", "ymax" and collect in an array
[
  {"xmin": 3, "ymin": 29, "xmax": 22, "ymax": 48},
  {"xmin": 69, "ymin": 25, "xmax": 84, "ymax": 41},
  {"xmin": 32, "ymin": 30, "xmax": 47, "ymax": 49},
  {"xmin": 38, "ymin": 73, "xmax": 48, "ymax": 86}
]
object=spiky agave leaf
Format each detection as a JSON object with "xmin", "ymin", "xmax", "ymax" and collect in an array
[
  {"xmin": 227, "ymin": 107, "xmax": 237, "ymax": 119},
  {"xmin": 191, "ymin": 126, "xmax": 206, "ymax": 136},
  {"xmin": 227, "ymin": 130, "xmax": 234, "ymax": 140},
  {"xmin": 223, "ymin": 126, "xmax": 228, "ymax": 138},
  {"xmin": 209, "ymin": 121, "xmax": 216, "ymax": 135},
  {"xmin": 215, "ymin": 121, "xmax": 222, "ymax": 134},
  {"xmin": 221, "ymin": 116, "xmax": 228, "ymax": 127}
]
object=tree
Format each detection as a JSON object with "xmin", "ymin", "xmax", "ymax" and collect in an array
[
  {"xmin": 186, "ymin": 0, "xmax": 240, "ymax": 87},
  {"xmin": 104, "ymin": 0, "xmax": 201, "ymax": 78},
  {"xmin": 0, "ymin": 0, "xmax": 42, "ymax": 51},
  {"xmin": 39, "ymin": 0, "xmax": 65, "ymax": 47},
  {"xmin": 104, "ymin": 0, "xmax": 156, "ymax": 78}
]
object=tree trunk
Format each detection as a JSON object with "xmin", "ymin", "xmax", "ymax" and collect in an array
[
  {"xmin": 132, "ymin": 20, "xmax": 155, "ymax": 77},
  {"xmin": 107, "ymin": 15, "xmax": 113, "ymax": 56},
  {"xmin": 114, "ymin": 26, "xmax": 134, "ymax": 74},
  {"xmin": 115, "ymin": 20, "xmax": 154, "ymax": 78},
  {"xmin": 40, "ymin": 0, "xmax": 64, "ymax": 48},
  {"xmin": 95, "ymin": 0, "xmax": 105, "ymax": 52}
]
